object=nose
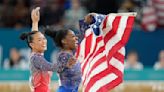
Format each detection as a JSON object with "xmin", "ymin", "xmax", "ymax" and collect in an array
[
  {"xmin": 75, "ymin": 36, "xmax": 78, "ymax": 41},
  {"xmin": 43, "ymin": 38, "xmax": 47, "ymax": 44}
]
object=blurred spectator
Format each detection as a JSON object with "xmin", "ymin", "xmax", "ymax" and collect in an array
[
  {"xmin": 141, "ymin": 0, "xmax": 164, "ymax": 31},
  {"xmin": 118, "ymin": 0, "xmax": 143, "ymax": 28},
  {"xmin": 125, "ymin": 50, "xmax": 143, "ymax": 70},
  {"xmin": 0, "ymin": 0, "xmax": 30, "ymax": 28},
  {"xmin": 64, "ymin": 0, "xmax": 88, "ymax": 30},
  {"xmin": 81, "ymin": 0, "xmax": 96, "ymax": 13},
  {"xmin": 0, "ymin": 0, "xmax": 65, "ymax": 28},
  {"xmin": 0, "ymin": 45, "xmax": 2, "ymax": 67},
  {"xmin": 0, "ymin": 0, "xmax": 15, "ymax": 27},
  {"xmin": 3, "ymin": 48, "xmax": 28, "ymax": 70},
  {"xmin": 51, "ymin": 49, "xmax": 60, "ymax": 63},
  {"xmin": 154, "ymin": 50, "xmax": 164, "ymax": 70},
  {"xmin": 63, "ymin": 0, "xmax": 71, "ymax": 10},
  {"xmin": 118, "ymin": 0, "xmax": 143, "ymax": 12},
  {"xmin": 40, "ymin": 0, "xmax": 65, "ymax": 26},
  {"xmin": 13, "ymin": 0, "xmax": 30, "ymax": 29},
  {"xmin": 19, "ymin": 48, "xmax": 31, "ymax": 63},
  {"xmin": 30, "ymin": 0, "xmax": 46, "ymax": 10},
  {"xmin": 82, "ymin": 0, "xmax": 119, "ymax": 14}
]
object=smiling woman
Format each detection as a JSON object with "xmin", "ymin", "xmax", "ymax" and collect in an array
[
  {"xmin": 20, "ymin": 31, "xmax": 47, "ymax": 52},
  {"xmin": 19, "ymin": 7, "xmax": 78, "ymax": 92},
  {"xmin": 43, "ymin": 26, "xmax": 81, "ymax": 92},
  {"xmin": 19, "ymin": 7, "xmax": 58, "ymax": 92}
]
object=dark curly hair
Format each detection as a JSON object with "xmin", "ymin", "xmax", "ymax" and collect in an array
[{"xmin": 43, "ymin": 26, "xmax": 70, "ymax": 48}]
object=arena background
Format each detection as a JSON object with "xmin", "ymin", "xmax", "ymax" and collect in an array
[{"xmin": 0, "ymin": 0, "xmax": 164, "ymax": 92}]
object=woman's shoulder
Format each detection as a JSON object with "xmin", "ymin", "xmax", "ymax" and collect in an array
[
  {"xmin": 31, "ymin": 53, "xmax": 43, "ymax": 58},
  {"xmin": 30, "ymin": 53, "xmax": 44, "ymax": 62}
]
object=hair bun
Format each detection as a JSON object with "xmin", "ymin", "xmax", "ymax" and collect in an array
[
  {"xmin": 20, "ymin": 32, "xmax": 28, "ymax": 40},
  {"xmin": 43, "ymin": 26, "xmax": 57, "ymax": 38}
]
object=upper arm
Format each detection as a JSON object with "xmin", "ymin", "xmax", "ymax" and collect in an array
[{"xmin": 78, "ymin": 19, "xmax": 89, "ymax": 42}]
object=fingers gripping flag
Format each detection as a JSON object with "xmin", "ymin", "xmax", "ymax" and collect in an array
[{"xmin": 76, "ymin": 13, "xmax": 136, "ymax": 92}]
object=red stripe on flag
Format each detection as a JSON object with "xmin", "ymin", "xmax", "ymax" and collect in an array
[
  {"xmin": 121, "ymin": 16, "xmax": 134, "ymax": 44},
  {"xmin": 84, "ymin": 16, "xmax": 134, "ymax": 91},
  {"xmin": 84, "ymin": 65, "xmax": 123, "ymax": 92},
  {"xmin": 81, "ymin": 37, "xmax": 102, "ymax": 75},
  {"xmin": 106, "ymin": 16, "xmax": 134, "ymax": 63},
  {"xmin": 102, "ymin": 16, "xmax": 108, "ymax": 30},
  {"xmin": 84, "ymin": 68, "xmax": 112, "ymax": 92},
  {"xmin": 82, "ymin": 45, "xmax": 104, "ymax": 76},
  {"xmin": 75, "ymin": 45, "xmax": 80, "ymax": 58},
  {"xmin": 108, "ymin": 64, "xmax": 123, "ymax": 78},
  {"xmin": 97, "ymin": 77, "xmax": 122, "ymax": 92},
  {"xmin": 113, "ymin": 52, "xmax": 124, "ymax": 64},
  {"xmin": 82, "ymin": 55, "xmax": 106, "ymax": 85},
  {"xmin": 85, "ymin": 33, "xmax": 93, "ymax": 58},
  {"xmin": 82, "ymin": 38, "xmax": 104, "ymax": 84},
  {"xmin": 104, "ymin": 16, "xmax": 121, "ymax": 44},
  {"xmin": 80, "ymin": 14, "xmax": 135, "ymax": 92}
]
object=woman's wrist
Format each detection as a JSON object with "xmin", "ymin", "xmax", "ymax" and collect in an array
[{"xmin": 32, "ymin": 22, "xmax": 38, "ymax": 31}]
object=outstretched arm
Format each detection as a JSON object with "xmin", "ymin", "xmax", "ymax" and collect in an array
[
  {"xmin": 31, "ymin": 7, "xmax": 40, "ymax": 31},
  {"xmin": 31, "ymin": 55, "xmax": 58, "ymax": 71}
]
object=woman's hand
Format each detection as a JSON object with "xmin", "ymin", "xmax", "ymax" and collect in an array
[
  {"xmin": 84, "ymin": 13, "xmax": 96, "ymax": 24},
  {"xmin": 31, "ymin": 7, "xmax": 40, "ymax": 31},
  {"xmin": 31, "ymin": 7, "xmax": 40, "ymax": 23}
]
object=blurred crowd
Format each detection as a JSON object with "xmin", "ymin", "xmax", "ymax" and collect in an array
[
  {"xmin": 0, "ymin": 0, "xmax": 164, "ymax": 70},
  {"xmin": 1, "ymin": 47, "xmax": 164, "ymax": 70},
  {"xmin": 1, "ymin": 0, "xmax": 161, "ymax": 31},
  {"xmin": 0, "ymin": 0, "xmax": 163, "ymax": 31},
  {"xmin": 125, "ymin": 50, "xmax": 164, "ymax": 70},
  {"xmin": 0, "ymin": 0, "xmax": 88, "ymax": 29}
]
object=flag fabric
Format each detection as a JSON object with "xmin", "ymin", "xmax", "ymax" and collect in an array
[
  {"xmin": 76, "ymin": 13, "xmax": 136, "ymax": 92},
  {"xmin": 141, "ymin": 0, "xmax": 164, "ymax": 31}
]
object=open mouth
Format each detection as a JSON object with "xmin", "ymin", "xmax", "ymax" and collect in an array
[
  {"xmin": 42, "ymin": 45, "xmax": 47, "ymax": 48},
  {"xmin": 75, "ymin": 41, "xmax": 79, "ymax": 45}
]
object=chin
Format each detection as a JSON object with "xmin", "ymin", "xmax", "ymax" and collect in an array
[
  {"xmin": 75, "ymin": 45, "xmax": 78, "ymax": 49},
  {"xmin": 71, "ymin": 46, "xmax": 76, "ymax": 51},
  {"xmin": 74, "ymin": 44, "xmax": 78, "ymax": 48},
  {"xmin": 43, "ymin": 47, "xmax": 47, "ymax": 51},
  {"xmin": 73, "ymin": 46, "xmax": 78, "ymax": 50}
]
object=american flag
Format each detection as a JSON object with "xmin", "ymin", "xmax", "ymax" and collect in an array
[{"xmin": 76, "ymin": 13, "xmax": 136, "ymax": 92}]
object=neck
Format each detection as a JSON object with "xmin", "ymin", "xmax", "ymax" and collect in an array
[
  {"xmin": 62, "ymin": 47, "xmax": 73, "ymax": 53},
  {"xmin": 32, "ymin": 50, "xmax": 44, "ymax": 55}
]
